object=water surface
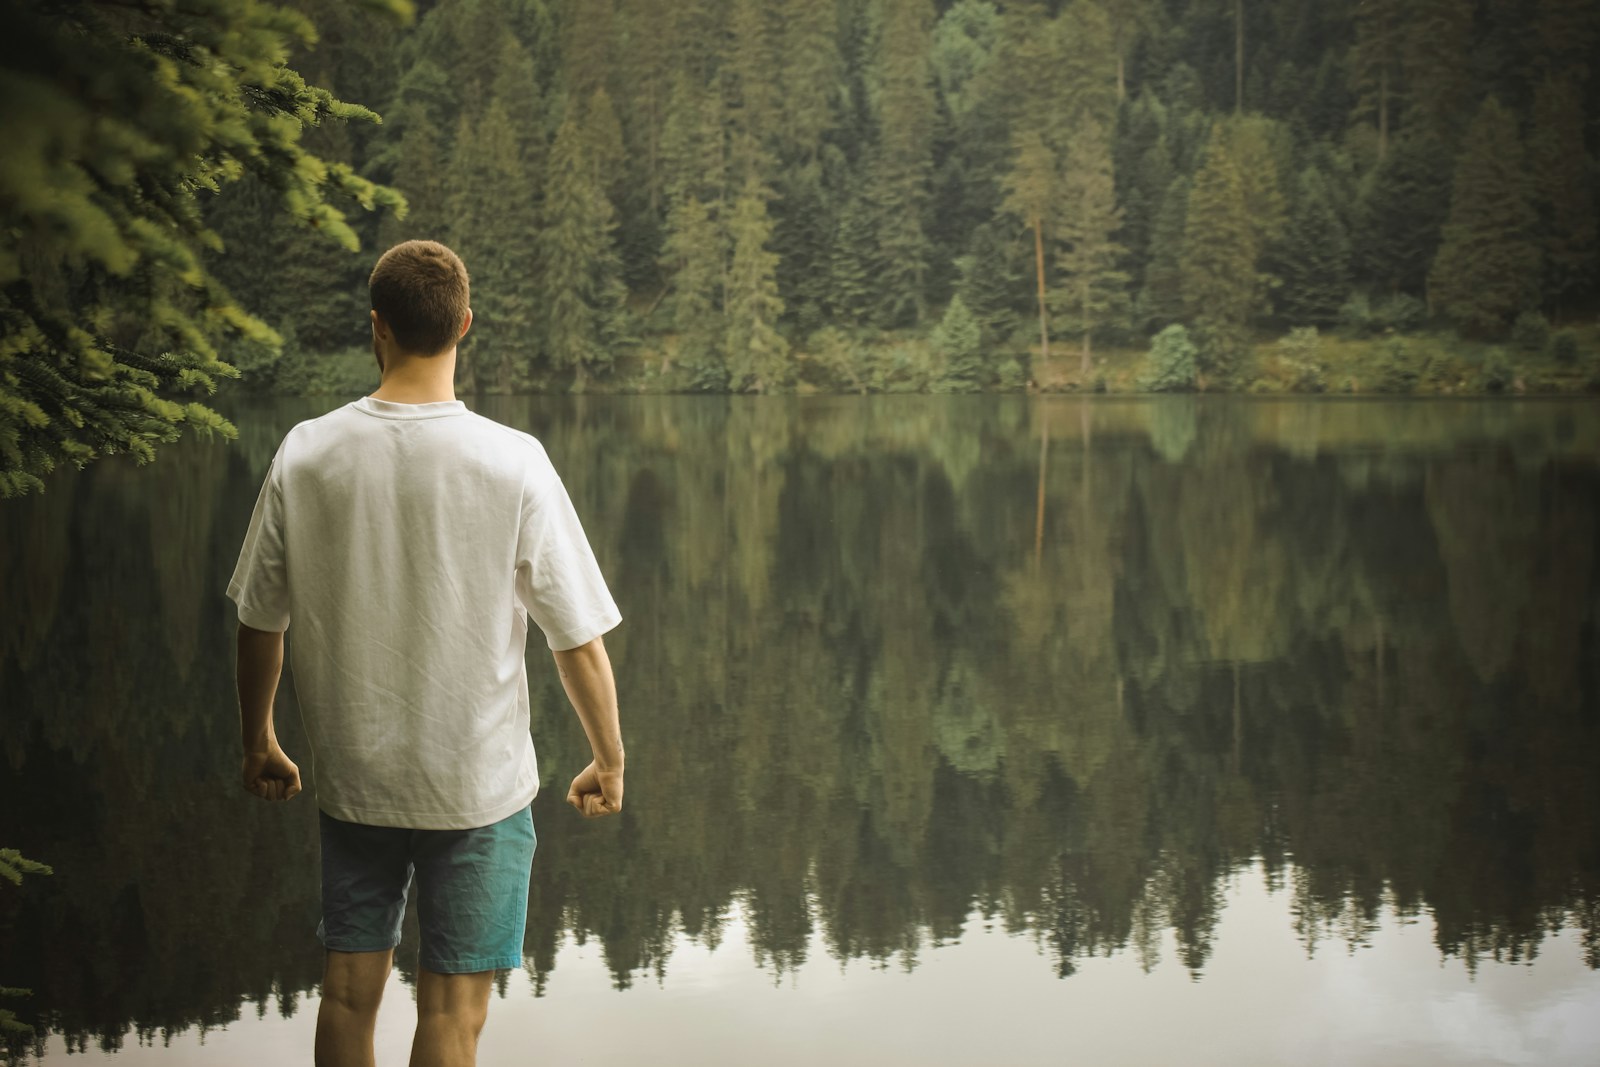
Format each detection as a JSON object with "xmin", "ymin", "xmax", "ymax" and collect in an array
[{"xmin": 2, "ymin": 396, "xmax": 1598, "ymax": 1065}]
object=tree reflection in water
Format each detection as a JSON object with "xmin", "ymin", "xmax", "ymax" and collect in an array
[{"xmin": 1, "ymin": 396, "xmax": 1596, "ymax": 1053}]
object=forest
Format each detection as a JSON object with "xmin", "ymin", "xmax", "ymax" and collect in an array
[
  {"xmin": 215, "ymin": 0, "xmax": 1600, "ymax": 396},
  {"xmin": 3, "ymin": 0, "xmax": 1600, "ymax": 496}
]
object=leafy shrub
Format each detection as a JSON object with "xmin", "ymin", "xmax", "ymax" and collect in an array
[
  {"xmin": 1511, "ymin": 311, "xmax": 1550, "ymax": 354},
  {"xmin": 1139, "ymin": 325, "xmax": 1199, "ymax": 392},
  {"xmin": 1276, "ymin": 326, "xmax": 1326, "ymax": 392},
  {"xmin": 1552, "ymin": 331, "xmax": 1580, "ymax": 365},
  {"xmin": 1482, "ymin": 349, "xmax": 1514, "ymax": 393},
  {"xmin": 1376, "ymin": 338, "xmax": 1418, "ymax": 393},
  {"xmin": 1337, "ymin": 291, "xmax": 1373, "ymax": 336},
  {"xmin": 997, "ymin": 356, "xmax": 1027, "ymax": 390},
  {"xmin": 1372, "ymin": 293, "xmax": 1426, "ymax": 333}
]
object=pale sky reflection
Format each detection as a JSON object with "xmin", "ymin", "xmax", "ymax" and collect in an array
[{"xmin": 36, "ymin": 865, "xmax": 1600, "ymax": 1066}]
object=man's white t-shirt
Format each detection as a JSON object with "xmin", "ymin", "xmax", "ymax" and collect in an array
[{"xmin": 227, "ymin": 396, "xmax": 621, "ymax": 830}]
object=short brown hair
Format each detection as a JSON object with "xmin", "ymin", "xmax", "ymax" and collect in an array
[{"xmin": 368, "ymin": 240, "xmax": 471, "ymax": 355}]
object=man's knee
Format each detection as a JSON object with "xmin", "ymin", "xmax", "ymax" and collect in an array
[
  {"xmin": 416, "ymin": 968, "xmax": 494, "ymax": 1035},
  {"xmin": 322, "ymin": 949, "xmax": 393, "ymax": 1018}
]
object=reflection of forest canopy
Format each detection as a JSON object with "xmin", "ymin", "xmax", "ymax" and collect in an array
[{"xmin": 1, "ymin": 398, "xmax": 1597, "ymax": 1049}]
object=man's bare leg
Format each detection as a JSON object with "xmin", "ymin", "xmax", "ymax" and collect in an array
[
  {"xmin": 410, "ymin": 967, "xmax": 494, "ymax": 1067},
  {"xmin": 316, "ymin": 948, "xmax": 394, "ymax": 1067}
]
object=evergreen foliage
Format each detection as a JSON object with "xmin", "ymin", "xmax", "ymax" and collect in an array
[
  {"xmin": 930, "ymin": 296, "xmax": 985, "ymax": 389},
  {"xmin": 9, "ymin": 0, "xmax": 1598, "ymax": 451},
  {"xmin": 539, "ymin": 113, "xmax": 630, "ymax": 388},
  {"xmin": 0, "ymin": 0, "xmax": 409, "ymax": 495},
  {"xmin": 1051, "ymin": 121, "xmax": 1129, "ymax": 375},
  {"xmin": 1140, "ymin": 324, "xmax": 1199, "ymax": 392},
  {"xmin": 1179, "ymin": 134, "xmax": 1256, "ymax": 375},
  {"xmin": 1282, "ymin": 167, "xmax": 1352, "ymax": 326},
  {"xmin": 723, "ymin": 177, "xmax": 789, "ymax": 393},
  {"xmin": 1429, "ymin": 97, "xmax": 1541, "ymax": 338}
]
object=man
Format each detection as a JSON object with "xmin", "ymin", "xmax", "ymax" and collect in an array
[{"xmin": 227, "ymin": 239, "xmax": 624, "ymax": 1067}]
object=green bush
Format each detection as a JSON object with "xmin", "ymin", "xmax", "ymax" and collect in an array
[
  {"xmin": 1373, "ymin": 293, "xmax": 1426, "ymax": 333},
  {"xmin": 1511, "ymin": 311, "xmax": 1551, "ymax": 354},
  {"xmin": 1377, "ymin": 338, "xmax": 1419, "ymax": 393},
  {"xmin": 1551, "ymin": 331, "xmax": 1581, "ymax": 365},
  {"xmin": 1140, "ymin": 324, "xmax": 1199, "ymax": 392},
  {"xmin": 1276, "ymin": 326, "xmax": 1326, "ymax": 392},
  {"xmin": 1337, "ymin": 291, "xmax": 1373, "ymax": 336},
  {"xmin": 1482, "ymin": 349, "xmax": 1514, "ymax": 393}
]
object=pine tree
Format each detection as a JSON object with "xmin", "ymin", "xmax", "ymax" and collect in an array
[
  {"xmin": 1138, "ymin": 176, "xmax": 1189, "ymax": 331},
  {"xmin": 660, "ymin": 191, "xmax": 727, "ymax": 388},
  {"xmin": 0, "ymin": 0, "xmax": 407, "ymax": 496},
  {"xmin": 1527, "ymin": 77, "xmax": 1596, "ymax": 315},
  {"xmin": 866, "ymin": 0, "xmax": 938, "ymax": 327},
  {"xmin": 448, "ymin": 101, "xmax": 539, "ymax": 393},
  {"xmin": 1051, "ymin": 121, "xmax": 1128, "ymax": 376},
  {"xmin": 1354, "ymin": 134, "xmax": 1451, "ymax": 297},
  {"xmin": 1428, "ymin": 97, "xmax": 1540, "ymax": 337},
  {"xmin": 723, "ymin": 177, "xmax": 790, "ymax": 393},
  {"xmin": 955, "ymin": 222, "xmax": 1027, "ymax": 338},
  {"xmin": 1401, "ymin": 0, "xmax": 1474, "ymax": 146},
  {"xmin": 1180, "ymin": 134, "xmax": 1256, "ymax": 375},
  {"xmin": 1281, "ymin": 167, "xmax": 1352, "ymax": 326},
  {"xmin": 778, "ymin": 0, "xmax": 843, "ymax": 165},
  {"xmin": 539, "ymin": 114, "xmax": 630, "ymax": 388},
  {"xmin": 726, "ymin": 0, "xmax": 782, "ymax": 185},
  {"xmin": 931, "ymin": 295, "xmax": 986, "ymax": 389},
  {"xmin": 828, "ymin": 191, "xmax": 878, "ymax": 326},
  {"xmin": 372, "ymin": 59, "xmax": 458, "ymax": 249},
  {"xmin": 1348, "ymin": 0, "xmax": 1403, "ymax": 162}
]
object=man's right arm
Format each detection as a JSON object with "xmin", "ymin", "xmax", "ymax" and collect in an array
[{"xmin": 553, "ymin": 635, "xmax": 624, "ymax": 818}]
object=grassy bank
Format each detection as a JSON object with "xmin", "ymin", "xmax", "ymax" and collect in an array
[{"xmin": 277, "ymin": 322, "xmax": 1600, "ymax": 398}]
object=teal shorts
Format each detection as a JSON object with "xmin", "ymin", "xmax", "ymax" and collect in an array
[{"xmin": 316, "ymin": 804, "xmax": 536, "ymax": 973}]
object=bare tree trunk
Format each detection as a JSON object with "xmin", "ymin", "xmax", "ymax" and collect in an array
[
  {"xmin": 1033, "ymin": 399, "xmax": 1050, "ymax": 566},
  {"xmin": 1378, "ymin": 62, "xmax": 1389, "ymax": 162},
  {"xmin": 1033, "ymin": 215, "xmax": 1049, "ymax": 376},
  {"xmin": 1117, "ymin": 54, "xmax": 1126, "ymax": 102},
  {"xmin": 1234, "ymin": 0, "xmax": 1244, "ymax": 114},
  {"xmin": 1080, "ymin": 281, "xmax": 1092, "ymax": 378}
]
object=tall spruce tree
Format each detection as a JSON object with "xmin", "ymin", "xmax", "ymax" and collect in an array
[
  {"xmin": 539, "ymin": 113, "xmax": 629, "ymax": 388},
  {"xmin": 1400, "ymin": 0, "xmax": 1474, "ymax": 146},
  {"xmin": 1179, "ymin": 134, "xmax": 1256, "ymax": 375},
  {"xmin": 1349, "ymin": 0, "xmax": 1403, "ymax": 162},
  {"xmin": 448, "ymin": 101, "xmax": 538, "ymax": 392},
  {"xmin": 1138, "ymin": 176, "xmax": 1189, "ymax": 331},
  {"xmin": 866, "ymin": 0, "xmax": 938, "ymax": 326},
  {"xmin": 1428, "ymin": 96, "xmax": 1540, "ymax": 337},
  {"xmin": 1354, "ymin": 134, "xmax": 1451, "ymax": 296},
  {"xmin": 1051, "ymin": 121, "xmax": 1128, "ymax": 375},
  {"xmin": 1281, "ymin": 167, "xmax": 1352, "ymax": 326},
  {"xmin": 660, "ymin": 192, "xmax": 727, "ymax": 386},
  {"xmin": 0, "ymin": 0, "xmax": 408, "ymax": 496},
  {"xmin": 1527, "ymin": 76, "xmax": 1596, "ymax": 316},
  {"xmin": 723, "ymin": 177, "xmax": 790, "ymax": 393},
  {"xmin": 778, "ymin": 0, "xmax": 844, "ymax": 166}
]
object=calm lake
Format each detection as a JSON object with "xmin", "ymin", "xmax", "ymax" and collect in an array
[{"xmin": 2, "ymin": 395, "xmax": 1599, "ymax": 1066}]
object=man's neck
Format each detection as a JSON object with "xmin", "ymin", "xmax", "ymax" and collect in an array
[{"xmin": 370, "ymin": 349, "xmax": 458, "ymax": 405}]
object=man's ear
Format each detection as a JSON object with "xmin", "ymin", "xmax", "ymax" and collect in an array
[
  {"xmin": 370, "ymin": 308, "xmax": 387, "ymax": 340},
  {"xmin": 459, "ymin": 307, "xmax": 473, "ymax": 341}
]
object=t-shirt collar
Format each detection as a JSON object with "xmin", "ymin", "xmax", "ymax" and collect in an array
[{"xmin": 353, "ymin": 396, "xmax": 468, "ymax": 420}]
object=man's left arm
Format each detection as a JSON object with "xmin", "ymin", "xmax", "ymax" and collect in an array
[{"xmin": 237, "ymin": 622, "xmax": 301, "ymax": 802}]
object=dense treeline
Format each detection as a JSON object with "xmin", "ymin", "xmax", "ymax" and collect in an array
[
  {"xmin": 2, "ymin": 398, "xmax": 1597, "ymax": 1048},
  {"xmin": 214, "ymin": 0, "xmax": 1600, "ymax": 394}
]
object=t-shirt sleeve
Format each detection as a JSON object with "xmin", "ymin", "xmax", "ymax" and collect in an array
[
  {"xmin": 227, "ymin": 455, "xmax": 291, "ymax": 632},
  {"xmin": 516, "ymin": 468, "xmax": 621, "ymax": 651}
]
